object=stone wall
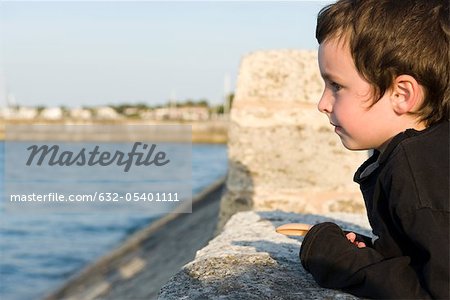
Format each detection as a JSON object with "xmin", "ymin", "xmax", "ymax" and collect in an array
[
  {"xmin": 218, "ymin": 50, "xmax": 368, "ymax": 230},
  {"xmin": 159, "ymin": 210, "xmax": 370, "ymax": 299}
]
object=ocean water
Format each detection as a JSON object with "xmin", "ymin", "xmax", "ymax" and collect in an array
[{"xmin": 0, "ymin": 142, "xmax": 228, "ymax": 300}]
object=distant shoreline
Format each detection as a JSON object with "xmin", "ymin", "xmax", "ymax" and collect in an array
[{"xmin": 0, "ymin": 119, "xmax": 228, "ymax": 144}]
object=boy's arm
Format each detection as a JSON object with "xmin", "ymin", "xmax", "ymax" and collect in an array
[
  {"xmin": 395, "ymin": 207, "xmax": 449, "ymax": 299},
  {"xmin": 300, "ymin": 222, "xmax": 433, "ymax": 299}
]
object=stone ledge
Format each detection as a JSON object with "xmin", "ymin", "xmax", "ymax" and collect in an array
[{"xmin": 159, "ymin": 210, "xmax": 371, "ymax": 299}]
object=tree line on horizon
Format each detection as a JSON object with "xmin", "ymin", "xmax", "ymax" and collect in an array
[{"xmin": 27, "ymin": 93, "xmax": 235, "ymax": 115}]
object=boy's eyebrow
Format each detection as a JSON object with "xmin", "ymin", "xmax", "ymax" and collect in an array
[{"xmin": 320, "ymin": 71, "xmax": 342, "ymax": 82}]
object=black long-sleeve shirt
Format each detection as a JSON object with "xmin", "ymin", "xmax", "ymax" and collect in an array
[{"xmin": 300, "ymin": 120, "xmax": 449, "ymax": 299}]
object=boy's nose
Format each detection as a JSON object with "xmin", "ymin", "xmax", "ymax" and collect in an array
[{"xmin": 317, "ymin": 92, "xmax": 332, "ymax": 114}]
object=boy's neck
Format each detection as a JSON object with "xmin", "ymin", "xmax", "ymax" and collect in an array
[{"xmin": 375, "ymin": 121, "xmax": 427, "ymax": 153}]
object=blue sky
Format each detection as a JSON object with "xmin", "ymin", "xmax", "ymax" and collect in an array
[{"xmin": 0, "ymin": 1, "xmax": 330, "ymax": 108}]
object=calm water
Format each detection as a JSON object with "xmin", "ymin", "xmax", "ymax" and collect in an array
[{"xmin": 0, "ymin": 142, "xmax": 228, "ymax": 300}]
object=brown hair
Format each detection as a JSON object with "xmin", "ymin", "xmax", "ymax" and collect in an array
[{"xmin": 317, "ymin": 0, "xmax": 449, "ymax": 126}]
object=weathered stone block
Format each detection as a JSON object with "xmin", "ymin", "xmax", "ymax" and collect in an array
[
  {"xmin": 218, "ymin": 50, "xmax": 368, "ymax": 229},
  {"xmin": 159, "ymin": 210, "xmax": 370, "ymax": 299}
]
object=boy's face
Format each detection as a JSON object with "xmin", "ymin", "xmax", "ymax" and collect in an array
[{"xmin": 317, "ymin": 38, "xmax": 399, "ymax": 151}]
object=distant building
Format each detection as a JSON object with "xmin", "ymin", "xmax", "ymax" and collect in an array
[
  {"xmin": 40, "ymin": 107, "xmax": 63, "ymax": 120},
  {"xmin": 123, "ymin": 107, "xmax": 139, "ymax": 117},
  {"xmin": 153, "ymin": 107, "xmax": 171, "ymax": 120},
  {"xmin": 151, "ymin": 106, "xmax": 209, "ymax": 121},
  {"xmin": 16, "ymin": 107, "xmax": 38, "ymax": 119},
  {"xmin": 95, "ymin": 106, "xmax": 121, "ymax": 119},
  {"xmin": 0, "ymin": 107, "xmax": 15, "ymax": 119},
  {"xmin": 69, "ymin": 107, "xmax": 92, "ymax": 120},
  {"xmin": 178, "ymin": 106, "xmax": 210, "ymax": 121},
  {"xmin": 139, "ymin": 110, "xmax": 154, "ymax": 119}
]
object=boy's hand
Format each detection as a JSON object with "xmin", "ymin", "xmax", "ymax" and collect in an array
[
  {"xmin": 346, "ymin": 232, "xmax": 366, "ymax": 248},
  {"xmin": 300, "ymin": 222, "xmax": 377, "ymax": 287}
]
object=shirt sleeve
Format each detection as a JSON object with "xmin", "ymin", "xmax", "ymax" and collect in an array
[
  {"xmin": 393, "ymin": 207, "xmax": 449, "ymax": 299},
  {"xmin": 299, "ymin": 222, "xmax": 433, "ymax": 299},
  {"xmin": 383, "ymin": 144, "xmax": 449, "ymax": 299}
]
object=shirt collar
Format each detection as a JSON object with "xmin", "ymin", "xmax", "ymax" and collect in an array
[
  {"xmin": 353, "ymin": 128, "xmax": 421, "ymax": 183},
  {"xmin": 353, "ymin": 121, "xmax": 448, "ymax": 184}
]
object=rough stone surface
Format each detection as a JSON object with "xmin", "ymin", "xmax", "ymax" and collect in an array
[
  {"xmin": 235, "ymin": 50, "xmax": 323, "ymax": 104},
  {"xmin": 218, "ymin": 50, "xmax": 368, "ymax": 229},
  {"xmin": 159, "ymin": 210, "xmax": 370, "ymax": 300}
]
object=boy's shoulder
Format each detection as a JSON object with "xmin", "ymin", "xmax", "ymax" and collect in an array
[
  {"xmin": 381, "ymin": 120, "xmax": 449, "ymax": 210},
  {"xmin": 388, "ymin": 119, "xmax": 448, "ymax": 163},
  {"xmin": 380, "ymin": 119, "xmax": 448, "ymax": 163}
]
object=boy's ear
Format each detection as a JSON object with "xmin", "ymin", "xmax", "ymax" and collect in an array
[{"xmin": 390, "ymin": 75, "xmax": 424, "ymax": 115}]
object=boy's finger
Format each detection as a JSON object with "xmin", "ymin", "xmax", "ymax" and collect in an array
[
  {"xmin": 357, "ymin": 242, "xmax": 366, "ymax": 248},
  {"xmin": 346, "ymin": 232, "xmax": 356, "ymax": 243}
]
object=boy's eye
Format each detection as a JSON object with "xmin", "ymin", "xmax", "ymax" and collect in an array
[{"xmin": 331, "ymin": 82, "xmax": 342, "ymax": 92}]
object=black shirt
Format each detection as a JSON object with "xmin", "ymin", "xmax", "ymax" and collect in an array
[{"xmin": 300, "ymin": 120, "xmax": 449, "ymax": 299}]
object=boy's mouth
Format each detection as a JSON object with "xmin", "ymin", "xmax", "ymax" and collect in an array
[{"xmin": 330, "ymin": 122, "xmax": 343, "ymax": 134}]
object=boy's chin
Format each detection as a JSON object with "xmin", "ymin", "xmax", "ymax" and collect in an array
[{"xmin": 339, "ymin": 138, "xmax": 368, "ymax": 151}]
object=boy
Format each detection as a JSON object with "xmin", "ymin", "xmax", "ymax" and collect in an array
[{"xmin": 299, "ymin": 0, "xmax": 449, "ymax": 299}]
